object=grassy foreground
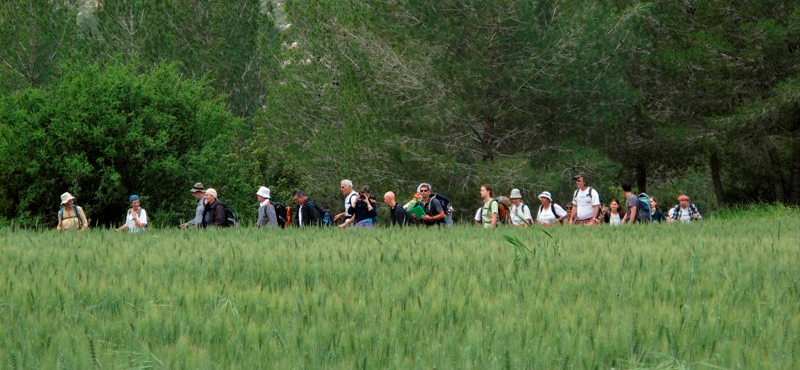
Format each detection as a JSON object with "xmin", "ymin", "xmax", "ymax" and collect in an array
[{"xmin": 1, "ymin": 207, "xmax": 799, "ymax": 370}]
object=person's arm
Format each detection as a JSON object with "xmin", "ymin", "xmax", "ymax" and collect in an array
[
  {"xmin": 117, "ymin": 211, "xmax": 130, "ymax": 231},
  {"xmin": 78, "ymin": 206, "xmax": 89, "ymax": 230},
  {"xmin": 57, "ymin": 211, "xmax": 64, "ymax": 233},
  {"xmin": 256, "ymin": 206, "xmax": 267, "ymax": 227},
  {"xmin": 490, "ymin": 201, "xmax": 498, "ymax": 227},
  {"xmin": 185, "ymin": 203, "xmax": 204, "ymax": 228},
  {"xmin": 132, "ymin": 209, "xmax": 147, "ymax": 228},
  {"xmin": 213, "ymin": 206, "xmax": 226, "ymax": 226}
]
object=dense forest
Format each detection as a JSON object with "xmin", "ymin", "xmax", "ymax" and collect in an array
[{"xmin": 0, "ymin": 0, "xmax": 798, "ymax": 227}]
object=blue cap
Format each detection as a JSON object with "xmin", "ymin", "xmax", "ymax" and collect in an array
[{"xmin": 129, "ymin": 194, "xmax": 140, "ymax": 202}]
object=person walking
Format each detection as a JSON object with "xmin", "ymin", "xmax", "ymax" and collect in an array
[
  {"xmin": 569, "ymin": 173, "xmax": 601, "ymax": 225},
  {"xmin": 480, "ymin": 184, "xmax": 499, "ymax": 228},
  {"xmin": 650, "ymin": 197, "xmax": 666, "ymax": 222},
  {"xmin": 384, "ymin": 191, "xmax": 415, "ymax": 227},
  {"xmin": 203, "ymin": 188, "xmax": 230, "ymax": 227},
  {"xmin": 348, "ymin": 185, "xmax": 377, "ymax": 228},
  {"xmin": 333, "ymin": 179, "xmax": 359, "ymax": 227},
  {"xmin": 621, "ymin": 182, "xmax": 638, "ymax": 224},
  {"xmin": 292, "ymin": 190, "xmax": 326, "ymax": 227},
  {"xmin": 508, "ymin": 188, "xmax": 533, "ymax": 227},
  {"xmin": 669, "ymin": 194, "xmax": 702, "ymax": 223},
  {"xmin": 603, "ymin": 198, "xmax": 625, "ymax": 226},
  {"xmin": 535, "ymin": 191, "xmax": 567, "ymax": 227},
  {"xmin": 117, "ymin": 194, "xmax": 148, "ymax": 232},
  {"xmin": 417, "ymin": 183, "xmax": 445, "ymax": 226},
  {"xmin": 180, "ymin": 182, "xmax": 207, "ymax": 229},
  {"xmin": 57, "ymin": 192, "xmax": 88, "ymax": 232},
  {"xmin": 256, "ymin": 186, "xmax": 278, "ymax": 228}
]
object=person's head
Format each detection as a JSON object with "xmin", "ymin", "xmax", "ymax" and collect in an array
[
  {"xmin": 609, "ymin": 198, "xmax": 621, "ymax": 212},
  {"xmin": 417, "ymin": 183, "xmax": 432, "ymax": 200},
  {"xmin": 564, "ymin": 203, "xmax": 573, "ymax": 213},
  {"xmin": 601, "ymin": 205, "xmax": 609, "ymax": 215},
  {"xmin": 359, "ymin": 185, "xmax": 372, "ymax": 200},
  {"xmin": 129, "ymin": 194, "xmax": 141, "ymax": 209},
  {"xmin": 256, "ymin": 186, "xmax": 270, "ymax": 203},
  {"xmin": 383, "ymin": 191, "xmax": 396, "ymax": 207},
  {"xmin": 622, "ymin": 182, "xmax": 632, "ymax": 193},
  {"xmin": 60, "ymin": 192, "xmax": 76, "ymax": 207},
  {"xmin": 480, "ymin": 184, "xmax": 494, "ymax": 200},
  {"xmin": 678, "ymin": 194, "xmax": 690, "ymax": 208},
  {"xmin": 340, "ymin": 180, "xmax": 353, "ymax": 196},
  {"xmin": 205, "ymin": 189, "xmax": 218, "ymax": 204},
  {"xmin": 509, "ymin": 188, "xmax": 523, "ymax": 206},
  {"xmin": 573, "ymin": 173, "xmax": 588, "ymax": 190},
  {"xmin": 190, "ymin": 182, "xmax": 206, "ymax": 200},
  {"xmin": 291, "ymin": 189, "xmax": 308, "ymax": 205},
  {"xmin": 650, "ymin": 197, "xmax": 658, "ymax": 210},
  {"xmin": 537, "ymin": 191, "xmax": 552, "ymax": 206}
]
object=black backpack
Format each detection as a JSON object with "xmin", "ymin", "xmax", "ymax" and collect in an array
[
  {"xmin": 218, "ymin": 202, "xmax": 238, "ymax": 227},
  {"xmin": 306, "ymin": 200, "xmax": 333, "ymax": 226},
  {"xmin": 269, "ymin": 202, "xmax": 290, "ymax": 228},
  {"xmin": 430, "ymin": 193, "xmax": 451, "ymax": 213}
]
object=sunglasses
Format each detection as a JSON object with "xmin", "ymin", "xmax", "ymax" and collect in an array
[{"xmin": 419, "ymin": 189, "xmax": 430, "ymax": 192}]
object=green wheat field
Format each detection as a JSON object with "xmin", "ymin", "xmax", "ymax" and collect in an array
[{"xmin": 1, "ymin": 206, "xmax": 798, "ymax": 370}]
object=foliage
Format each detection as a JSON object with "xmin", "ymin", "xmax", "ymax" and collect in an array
[{"xmin": 0, "ymin": 62, "xmax": 245, "ymax": 227}]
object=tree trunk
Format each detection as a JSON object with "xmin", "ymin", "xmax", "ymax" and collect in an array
[
  {"xmin": 709, "ymin": 151, "xmax": 725, "ymax": 207},
  {"xmin": 636, "ymin": 162, "xmax": 647, "ymax": 194},
  {"xmin": 790, "ymin": 139, "xmax": 800, "ymax": 205},
  {"xmin": 766, "ymin": 143, "xmax": 786, "ymax": 202}
]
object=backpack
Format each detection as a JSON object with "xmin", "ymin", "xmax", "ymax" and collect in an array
[
  {"xmin": 424, "ymin": 193, "xmax": 452, "ymax": 225},
  {"xmin": 495, "ymin": 196, "xmax": 511, "ymax": 224},
  {"xmin": 269, "ymin": 202, "xmax": 292, "ymax": 228},
  {"xmin": 636, "ymin": 193, "xmax": 651, "ymax": 222},
  {"xmin": 220, "ymin": 203, "xmax": 238, "ymax": 227},
  {"xmin": 574, "ymin": 187, "xmax": 600, "ymax": 205},
  {"xmin": 59, "ymin": 205, "xmax": 84, "ymax": 228},
  {"xmin": 306, "ymin": 200, "xmax": 332, "ymax": 226}
]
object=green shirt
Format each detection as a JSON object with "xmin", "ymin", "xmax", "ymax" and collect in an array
[{"xmin": 482, "ymin": 199, "xmax": 498, "ymax": 228}]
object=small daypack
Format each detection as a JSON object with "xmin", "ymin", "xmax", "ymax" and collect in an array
[
  {"xmin": 479, "ymin": 197, "xmax": 510, "ymax": 224},
  {"xmin": 220, "ymin": 203, "xmax": 238, "ymax": 227},
  {"xmin": 637, "ymin": 193, "xmax": 651, "ymax": 222},
  {"xmin": 59, "ymin": 205, "xmax": 84, "ymax": 228}
]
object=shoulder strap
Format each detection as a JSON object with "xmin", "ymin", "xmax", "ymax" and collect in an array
[
  {"xmin": 551, "ymin": 202, "xmax": 556, "ymax": 216},
  {"xmin": 59, "ymin": 208, "xmax": 64, "ymax": 221},
  {"xmin": 74, "ymin": 205, "xmax": 83, "ymax": 227}
]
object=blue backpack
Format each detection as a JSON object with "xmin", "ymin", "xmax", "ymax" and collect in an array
[{"xmin": 637, "ymin": 193, "xmax": 651, "ymax": 222}]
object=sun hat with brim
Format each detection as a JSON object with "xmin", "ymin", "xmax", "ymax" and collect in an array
[
  {"xmin": 256, "ymin": 186, "xmax": 270, "ymax": 198},
  {"xmin": 190, "ymin": 182, "xmax": 205, "ymax": 193},
  {"xmin": 677, "ymin": 194, "xmax": 690, "ymax": 201},
  {"xmin": 61, "ymin": 192, "xmax": 76, "ymax": 205},
  {"xmin": 206, "ymin": 189, "xmax": 218, "ymax": 199},
  {"xmin": 537, "ymin": 191, "xmax": 552, "ymax": 201},
  {"xmin": 129, "ymin": 194, "xmax": 140, "ymax": 202},
  {"xmin": 509, "ymin": 188, "xmax": 523, "ymax": 199}
]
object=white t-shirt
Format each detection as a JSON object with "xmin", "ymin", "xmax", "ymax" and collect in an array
[
  {"xmin": 678, "ymin": 206, "xmax": 693, "ymax": 223},
  {"xmin": 536, "ymin": 203, "xmax": 566, "ymax": 225},
  {"xmin": 608, "ymin": 212, "xmax": 623, "ymax": 225},
  {"xmin": 125, "ymin": 208, "xmax": 148, "ymax": 233},
  {"xmin": 572, "ymin": 187, "xmax": 600, "ymax": 220},
  {"xmin": 509, "ymin": 203, "xmax": 533, "ymax": 225},
  {"xmin": 344, "ymin": 191, "xmax": 358, "ymax": 216}
]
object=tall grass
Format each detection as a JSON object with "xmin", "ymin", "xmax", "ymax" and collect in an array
[{"xmin": 1, "ymin": 207, "xmax": 798, "ymax": 369}]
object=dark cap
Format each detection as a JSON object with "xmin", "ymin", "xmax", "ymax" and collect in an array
[
  {"xmin": 572, "ymin": 173, "xmax": 586, "ymax": 180},
  {"xmin": 190, "ymin": 182, "xmax": 205, "ymax": 193}
]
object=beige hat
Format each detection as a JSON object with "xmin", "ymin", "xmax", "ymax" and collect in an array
[
  {"xmin": 509, "ymin": 188, "xmax": 522, "ymax": 199},
  {"xmin": 206, "ymin": 188, "xmax": 218, "ymax": 199},
  {"xmin": 60, "ymin": 192, "xmax": 76, "ymax": 204},
  {"xmin": 256, "ymin": 186, "xmax": 270, "ymax": 198},
  {"xmin": 190, "ymin": 182, "xmax": 205, "ymax": 193}
]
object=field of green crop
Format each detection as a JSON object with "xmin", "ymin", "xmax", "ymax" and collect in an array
[{"xmin": 1, "ymin": 206, "xmax": 799, "ymax": 370}]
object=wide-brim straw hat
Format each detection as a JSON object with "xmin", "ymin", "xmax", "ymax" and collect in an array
[{"xmin": 60, "ymin": 192, "xmax": 76, "ymax": 204}]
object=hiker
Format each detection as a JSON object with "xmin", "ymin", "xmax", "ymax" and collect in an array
[
  {"xmin": 650, "ymin": 197, "xmax": 667, "ymax": 222},
  {"xmin": 417, "ymin": 183, "xmax": 446, "ymax": 226},
  {"xmin": 256, "ymin": 186, "xmax": 278, "ymax": 228},
  {"xmin": 347, "ymin": 185, "xmax": 377, "ymax": 228},
  {"xmin": 385, "ymin": 191, "xmax": 415, "ymax": 227},
  {"xmin": 117, "ymin": 194, "xmax": 147, "ymax": 232},
  {"xmin": 508, "ymin": 188, "xmax": 533, "ymax": 227},
  {"xmin": 333, "ymin": 179, "xmax": 359, "ymax": 227},
  {"xmin": 57, "ymin": 192, "xmax": 88, "ymax": 232},
  {"xmin": 480, "ymin": 184, "xmax": 499, "ymax": 228},
  {"xmin": 669, "ymin": 194, "xmax": 702, "ymax": 223},
  {"xmin": 603, "ymin": 198, "xmax": 625, "ymax": 225},
  {"xmin": 292, "ymin": 190, "xmax": 326, "ymax": 227},
  {"xmin": 535, "ymin": 191, "xmax": 567, "ymax": 227},
  {"xmin": 621, "ymin": 182, "xmax": 638, "ymax": 224},
  {"xmin": 180, "ymin": 182, "xmax": 208, "ymax": 229},
  {"xmin": 203, "ymin": 188, "xmax": 229, "ymax": 227},
  {"xmin": 569, "ymin": 173, "xmax": 601, "ymax": 225}
]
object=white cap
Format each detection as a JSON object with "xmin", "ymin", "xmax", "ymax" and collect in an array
[
  {"xmin": 256, "ymin": 186, "xmax": 271, "ymax": 198},
  {"xmin": 537, "ymin": 191, "xmax": 552, "ymax": 201},
  {"xmin": 206, "ymin": 188, "xmax": 218, "ymax": 199}
]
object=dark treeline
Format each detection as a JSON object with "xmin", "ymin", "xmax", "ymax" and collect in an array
[{"xmin": 0, "ymin": 0, "xmax": 798, "ymax": 227}]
